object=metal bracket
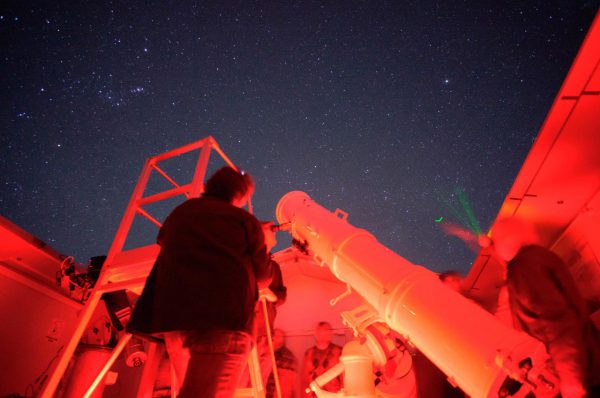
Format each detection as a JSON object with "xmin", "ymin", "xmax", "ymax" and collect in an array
[
  {"xmin": 334, "ymin": 208, "xmax": 348, "ymax": 221},
  {"xmin": 330, "ymin": 284, "xmax": 352, "ymax": 306}
]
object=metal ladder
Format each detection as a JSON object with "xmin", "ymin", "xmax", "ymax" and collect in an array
[{"xmin": 40, "ymin": 136, "xmax": 273, "ymax": 398}]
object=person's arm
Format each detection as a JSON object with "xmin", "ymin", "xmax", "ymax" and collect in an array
[
  {"xmin": 332, "ymin": 345, "xmax": 344, "ymax": 385},
  {"xmin": 270, "ymin": 260, "xmax": 288, "ymax": 304},
  {"xmin": 303, "ymin": 348, "xmax": 315, "ymax": 397},
  {"xmin": 278, "ymin": 368, "xmax": 296, "ymax": 398},
  {"xmin": 247, "ymin": 215, "xmax": 272, "ymax": 288}
]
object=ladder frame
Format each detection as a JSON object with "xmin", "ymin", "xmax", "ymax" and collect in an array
[{"xmin": 40, "ymin": 136, "xmax": 244, "ymax": 397}]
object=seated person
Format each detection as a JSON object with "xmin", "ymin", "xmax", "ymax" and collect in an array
[
  {"xmin": 266, "ymin": 329, "xmax": 297, "ymax": 398},
  {"xmin": 303, "ymin": 321, "xmax": 342, "ymax": 396}
]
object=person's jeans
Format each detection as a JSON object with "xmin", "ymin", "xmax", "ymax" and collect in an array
[{"xmin": 164, "ymin": 329, "xmax": 253, "ymax": 398}]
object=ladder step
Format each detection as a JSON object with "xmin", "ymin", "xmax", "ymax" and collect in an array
[{"xmin": 234, "ymin": 387, "xmax": 259, "ymax": 397}]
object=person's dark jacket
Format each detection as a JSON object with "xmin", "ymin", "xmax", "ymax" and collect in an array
[
  {"xmin": 507, "ymin": 245, "xmax": 600, "ymax": 392},
  {"xmin": 128, "ymin": 196, "xmax": 272, "ymax": 335}
]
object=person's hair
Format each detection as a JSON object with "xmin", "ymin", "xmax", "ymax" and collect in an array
[
  {"xmin": 317, "ymin": 321, "xmax": 332, "ymax": 329},
  {"xmin": 203, "ymin": 166, "xmax": 253, "ymax": 203},
  {"xmin": 439, "ymin": 270, "xmax": 462, "ymax": 282}
]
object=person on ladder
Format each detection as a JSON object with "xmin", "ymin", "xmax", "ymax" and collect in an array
[{"xmin": 128, "ymin": 166, "xmax": 273, "ymax": 397}]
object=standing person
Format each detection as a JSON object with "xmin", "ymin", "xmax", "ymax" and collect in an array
[
  {"xmin": 128, "ymin": 166, "xmax": 273, "ymax": 398},
  {"xmin": 266, "ymin": 329, "xmax": 297, "ymax": 398},
  {"xmin": 302, "ymin": 322, "xmax": 342, "ymax": 397},
  {"xmin": 490, "ymin": 217, "xmax": 600, "ymax": 398}
]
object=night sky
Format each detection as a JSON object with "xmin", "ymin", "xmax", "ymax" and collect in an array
[{"xmin": 1, "ymin": 2, "xmax": 598, "ymax": 274}]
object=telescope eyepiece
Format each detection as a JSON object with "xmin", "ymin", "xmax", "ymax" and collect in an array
[{"xmin": 270, "ymin": 222, "xmax": 290, "ymax": 232}]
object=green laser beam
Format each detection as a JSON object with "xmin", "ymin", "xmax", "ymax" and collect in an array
[
  {"xmin": 433, "ymin": 188, "xmax": 482, "ymax": 235},
  {"xmin": 435, "ymin": 217, "xmax": 444, "ymax": 223},
  {"xmin": 456, "ymin": 189, "xmax": 482, "ymax": 234},
  {"xmin": 434, "ymin": 191, "xmax": 472, "ymax": 230}
]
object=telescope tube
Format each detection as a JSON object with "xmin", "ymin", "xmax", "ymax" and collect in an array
[{"xmin": 276, "ymin": 191, "xmax": 547, "ymax": 398}]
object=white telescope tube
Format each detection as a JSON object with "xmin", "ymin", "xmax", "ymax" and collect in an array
[{"xmin": 276, "ymin": 191, "xmax": 547, "ymax": 398}]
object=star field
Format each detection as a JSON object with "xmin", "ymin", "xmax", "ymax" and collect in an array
[{"xmin": 1, "ymin": 1, "xmax": 598, "ymax": 273}]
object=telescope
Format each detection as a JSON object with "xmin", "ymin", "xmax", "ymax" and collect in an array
[
  {"xmin": 269, "ymin": 222, "xmax": 291, "ymax": 232},
  {"xmin": 276, "ymin": 191, "xmax": 555, "ymax": 398}
]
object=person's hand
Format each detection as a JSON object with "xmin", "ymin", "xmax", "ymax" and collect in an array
[
  {"xmin": 261, "ymin": 221, "xmax": 277, "ymax": 251},
  {"xmin": 259, "ymin": 288, "xmax": 278, "ymax": 302}
]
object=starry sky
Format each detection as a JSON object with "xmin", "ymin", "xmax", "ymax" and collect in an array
[{"xmin": 1, "ymin": 1, "xmax": 598, "ymax": 274}]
